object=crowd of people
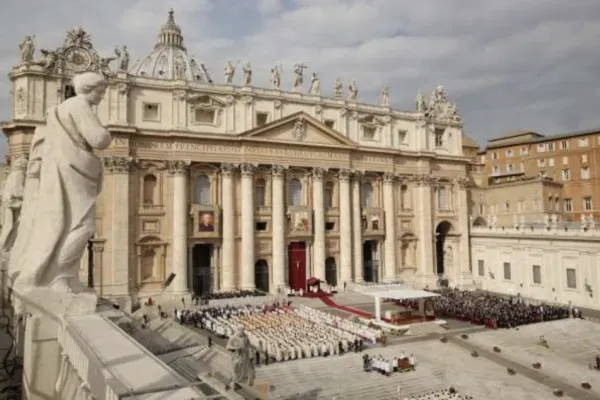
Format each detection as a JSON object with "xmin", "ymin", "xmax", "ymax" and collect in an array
[
  {"xmin": 363, "ymin": 350, "xmax": 417, "ymax": 375},
  {"xmin": 192, "ymin": 290, "xmax": 266, "ymax": 305},
  {"xmin": 400, "ymin": 288, "xmax": 570, "ymax": 328},
  {"xmin": 176, "ymin": 302, "xmax": 380, "ymax": 363},
  {"xmin": 407, "ymin": 387, "xmax": 473, "ymax": 400}
]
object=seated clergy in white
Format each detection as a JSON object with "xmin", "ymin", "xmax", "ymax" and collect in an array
[{"xmin": 10, "ymin": 72, "xmax": 111, "ymax": 292}]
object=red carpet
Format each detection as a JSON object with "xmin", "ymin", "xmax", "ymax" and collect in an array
[{"xmin": 317, "ymin": 295, "xmax": 373, "ymax": 319}]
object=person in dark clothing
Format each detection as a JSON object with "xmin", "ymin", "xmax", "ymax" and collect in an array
[{"xmin": 208, "ymin": 336, "xmax": 212, "ymax": 348}]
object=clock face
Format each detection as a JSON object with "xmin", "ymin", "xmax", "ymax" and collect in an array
[{"xmin": 64, "ymin": 46, "xmax": 92, "ymax": 71}]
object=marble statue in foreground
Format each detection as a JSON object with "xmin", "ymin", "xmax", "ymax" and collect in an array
[
  {"xmin": 9, "ymin": 72, "xmax": 111, "ymax": 295},
  {"xmin": 0, "ymin": 157, "xmax": 28, "ymax": 268},
  {"xmin": 226, "ymin": 325, "xmax": 256, "ymax": 387}
]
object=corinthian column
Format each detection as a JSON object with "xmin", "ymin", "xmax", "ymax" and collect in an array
[
  {"xmin": 383, "ymin": 172, "xmax": 397, "ymax": 281},
  {"xmin": 352, "ymin": 171, "xmax": 363, "ymax": 282},
  {"xmin": 221, "ymin": 163, "xmax": 236, "ymax": 291},
  {"xmin": 339, "ymin": 169, "xmax": 353, "ymax": 283},
  {"xmin": 312, "ymin": 167, "xmax": 326, "ymax": 281},
  {"xmin": 168, "ymin": 160, "xmax": 190, "ymax": 293},
  {"xmin": 103, "ymin": 156, "xmax": 133, "ymax": 296},
  {"xmin": 240, "ymin": 163, "xmax": 256, "ymax": 290},
  {"xmin": 271, "ymin": 165, "xmax": 287, "ymax": 292}
]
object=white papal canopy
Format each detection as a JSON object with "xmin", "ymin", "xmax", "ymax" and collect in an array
[
  {"xmin": 129, "ymin": 8, "xmax": 213, "ymax": 83},
  {"xmin": 363, "ymin": 288, "xmax": 440, "ymax": 321}
]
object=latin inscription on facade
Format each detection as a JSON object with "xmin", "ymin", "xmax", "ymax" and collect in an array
[
  {"xmin": 354, "ymin": 154, "xmax": 393, "ymax": 165},
  {"xmin": 132, "ymin": 140, "xmax": 241, "ymax": 154},
  {"xmin": 245, "ymin": 145, "xmax": 347, "ymax": 160}
]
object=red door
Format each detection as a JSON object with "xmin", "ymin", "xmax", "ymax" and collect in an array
[{"xmin": 288, "ymin": 242, "xmax": 307, "ymax": 291}]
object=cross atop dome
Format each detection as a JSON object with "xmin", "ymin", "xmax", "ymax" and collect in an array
[{"xmin": 156, "ymin": 8, "xmax": 185, "ymax": 50}]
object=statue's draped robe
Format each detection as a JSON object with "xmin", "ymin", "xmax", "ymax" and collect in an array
[
  {"xmin": 0, "ymin": 169, "xmax": 25, "ymax": 256},
  {"xmin": 11, "ymin": 96, "xmax": 111, "ymax": 290},
  {"xmin": 227, "ymin": 333, "xmax": 256, "ymax": 385}
]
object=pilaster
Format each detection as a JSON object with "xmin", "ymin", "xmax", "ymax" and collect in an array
[
  {"xmin": 271, "ymin": 164, "xmax": 287, "ymax": 293},
  {"xmin": 338, "ymin": 169, "xmax": 352, "ymax": 283},
  {"xmin": 167, "ymin": 159, "xmax": 190, "ymax": 293},
  {"xmin": 102, "ymin": 156, "xmax": 133, "ymax": 297},
  {"xmin": 312, "ymin": 167, "xmax": 327, "ymax": 281},
  {"xmin": 456, "ymin": 177, "xmax": 471, "ymax": 284},
  {"xmin": 383, "ymin": 172, "xmax": 397, "ymax": 281},
  {"xmin": 240, "ymin": 163, "xmax": 256, "ymax": 290},
  {"xmin": 413, "ymin": 174, "xmax": 435, "ymax": 283},
  {"xmin": 352, "ymin": 171, "xmax": 363, "ymax": 282},
  {"xmin": 221, "ymin": 163, "xmax": 237, "ymax": 291}
]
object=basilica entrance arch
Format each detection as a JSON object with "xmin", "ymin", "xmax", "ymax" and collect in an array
[
  {"xmin": 435, "ymin": 221, "xmax": 453, "ymax": 278},
  {"xmin": 287, "ymin": 242, "xmax": 307, "ymax": 291},
  {"xmin": 192, "ymin": 243, "xmax": 212, "ymax": 295},
  {"xmin": 325, "ymin": 257, "xmax": 337, "ymax": 287},
  {"xmin": 254, "ymin": 259, "xmax": 269, "ymax": 293},
  {"xmin": 363, "ymin": 240, "xmax": 379, "ymax": 282}
]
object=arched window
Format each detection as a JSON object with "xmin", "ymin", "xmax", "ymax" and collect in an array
[
  {"xmin": 140, "ymin": 247, "xmax": 156, "ymax": 281},
  {"xmin": 143, "ymin": 174, "xmax": 158, "ymax": 205},
  {"xmin": 195, "ymin": 175, "xmax": 211, "ymax": 205},
  {"xmin": 324, "ymin": 182, "xmax": 334, "ymax": 208},
  {"xmin": 437, "ymin": 186, "xmax": 447, "ymax": 210},
  {"xmin": 400, "ymin": 184, "xmax": 409, "ymax": 210},
  {"xmin": 255, "ymin": 178, "xmax": 266, "ymax": 207},
  {"xmin": 288, "ymin": 178, "xmax": 302, "ymax": 206},
  {"xmin": 361, "ymin": 182, "xmax": 373, "ymax": 208}
]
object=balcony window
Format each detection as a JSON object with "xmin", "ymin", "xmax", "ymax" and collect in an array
[
  {"xmin": 194, "ymin": 175, "xmax": 211, "ymax": 205},
  {"xmin": 255, "ymin": 178, "xmax": 266, "ymax": 207},
  {"xmin": 361, "ymin": 182, "xmax": 374, "ymax": 208}
]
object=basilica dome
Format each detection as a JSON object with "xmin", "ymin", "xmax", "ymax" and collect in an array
[{"xmin": 129, "ymin": 9, "xmax": 213, "ymax": 83}]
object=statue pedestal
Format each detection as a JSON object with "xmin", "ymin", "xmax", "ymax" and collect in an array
[{"xmin": 13, "ymin": 287, "xmax": 97, "ymax": 400}]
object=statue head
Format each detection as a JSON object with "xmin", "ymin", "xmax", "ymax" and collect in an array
[
  {"xmin": 11, "ymin": 157, "xmax": 28, "ymax": 172},
  {"xmin": 72, "ymin": 72, "xmax": 108, "ymax": 106}
]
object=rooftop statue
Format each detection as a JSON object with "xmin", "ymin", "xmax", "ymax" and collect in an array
[
  {"xmin": 19, "ymin": 35, "xmax": 35, "ymax": 64},
  {"xmin": 9, "ymin": 72, "xmax": 112, "ymax": 294},
  {"xmin": 0, "ymin": 158, "xmax": 28, "ymax": 268}
]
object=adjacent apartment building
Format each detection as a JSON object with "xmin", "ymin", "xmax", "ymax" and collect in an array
[{"xmin": 477, "ymin": 129, "xmax": 600, "ymax": 222}]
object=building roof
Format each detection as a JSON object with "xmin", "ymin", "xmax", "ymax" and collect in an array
[
  {"xmin": 462, "ymin": 134, "xmax": 479, "ymax": 148},
  {"xmin": 484, "ymin": 127, "xmax": 600, "ymax": 151},
  {"xmin": 129, "ymin": 9, "xmax": 213, "ymax": 83}
]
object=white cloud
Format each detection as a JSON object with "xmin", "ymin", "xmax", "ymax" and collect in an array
[{"xmin": 1, "ymin": 0, "xmax": 600, "ymax": 155}]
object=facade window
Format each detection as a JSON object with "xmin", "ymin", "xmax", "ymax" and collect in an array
[
  {"xmin": 538, "ymin": 159, "xmax": 546, "ymax": 167},
  {"xmin": 142, "ymin": 174, "xmax": 158, "ymax": 205},
  {"xmin": 579, "ymin": 138, "xmax": 589, "ymax": 147},
  {"xmin": 400, "ymin": 185, "xmax": 410, "ymax": 209},
  {"xmin": 537, "ymin": 144, "xmax": 546, "ymax": 152},
  {"xmin": 288, "ymin": 178, "xmax": 302, "ymax": 206},
  {"xmin": 142, "ymin": 103, "xmax": 160, "ymax": 121},
  {"xmin": 324, "ymin": 182, "xmax": 334, "ymax": 208},
  {"xmin": 532, "ymin": 265, "xmax": 542, "ymax": 284},
  {"xmin": 506, "ymin": 164, "xmax": 513, "ymax": 173},
  {"xmin": 554, "ymin": 197, "xmax": 561, "ymax": 212},
  {"xmin": 478, "ymin": 260, "xmax": 484, "ymax": 276},
  {"xmin": 561, "ymin": 169, "xmax": 570, "ymax": 181},
  {"xmin": 564, "ymin": 198, "xmax": 573, "ymax": 212},
  {"xmin": 492, "ymin": 152, "xmax": 498, "ymax": 160},
  {"xmin": 361, "ymin": 182, "xmax": 374, "ymax": 208},
  {"xmin": 581, "ymin": 154, "xmax": 588, "ymax": 163},
  {"xmin": 520, "ymin": 146, "xmax": 529, "ymax": 155},
  {"xmin": 397, "ymin": 130, "xmax": 407, "ymax": 145},
  {"xmin": 437, "ymin": 186, "xmax": 448, "ymax": 210},
  {"xmin": 492, "ymin": 166, "xmax": 499, "ymax": 175},
  {"xmin": 503, "ymin": 262, "xmax": 511, "ymax": 280},
  {"xmin": 581, "ymin": 167, "xmax": 590, "ymax": 180},
  {"xmin": 562, "ymin": 156, "xmax": 568, "ymax": 165},
  {"xmin": 584, "ymin": 196, "xmax": 593, "ymax": 211},
  {"xmin": 566, "ymin": 268, "xmax": 577, "ymax": 289},
  {"xmin": 505, "ymin": 201, "xmax": 510, "ymax": 211},
  {"xmin": 255, "ymin": 112, "xmax": 269, "ymax": 126},
  {"xmin": 560, "ymin": 140, "xmax": 568, "ymax": 150},
  {"xmin": 434, "ymin": 130, "xmax": 444, "ymax": 147},
  {"xmin": 194, "ymin": 175, "xmax": 211, "ymax": 205},
  {"xmin": 324, "ymin": 119, "xmax": 335, "ymax": 129},
  {"xmin": 506, "ymin": 149, "xmax": 513, "ymax": 157},
  {"xmin": 519, "ymin": 162, "xmax": 525, "ymax": 171},
  {"xmin": 547, "ymin": 142, "xmax": 554, "ymax": 151},
  {"xmin": 548, "ymin": 158, "xmax": 554, "ymax": 167},
  {"xmin": 254, "ymin": 178, "xmax": 266, "ymax": 207}
]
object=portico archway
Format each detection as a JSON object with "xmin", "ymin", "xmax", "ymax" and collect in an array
[
  {"xmin": 325, "ymin": 257, "xmax": 337, "ymax": 287},
  {"xmin": 435, "ymin": 221, "xmax": 453, "ymax": 276},
  {"xmin": 254, "ymin": 259, "xmax": 269, "ymax": 293}
]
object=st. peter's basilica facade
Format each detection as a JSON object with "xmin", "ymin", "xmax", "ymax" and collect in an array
[{"xmin": 3, "ymin": 10, "xmax": 471, "ymax": 302}]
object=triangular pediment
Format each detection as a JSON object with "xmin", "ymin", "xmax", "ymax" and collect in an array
[{"xmin": 239, "ymin": 112, "xmax": 357, "ymax": 148}]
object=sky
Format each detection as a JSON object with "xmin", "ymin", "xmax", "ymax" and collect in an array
[{"xmin": 2, "ymin": 0, "xmax": 600, "ymax": 156}]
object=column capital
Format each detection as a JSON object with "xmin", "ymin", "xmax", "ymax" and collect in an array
[
  {"xmin": 411, "ymin": 174, "xmax": 434, "ymax": 186},
  {"xmin": 167, "ymin": 160, "xmax": 190, "ymax": 175},
  {"xmin": 240, "ymin": 163, "xmax": 257, "ymax": 176},
  {"xmin": 338, "ymin": 168, "xmax": 351, "ymax": 182},
  {"xmin": 221, "ymin": 163, "xmax": 237, "ymax": 177},
  {"xmin": 454, "ymin": 176, "xmax": 470, "ymax": 189},
  {"xmin": 351, "ymin": 169, "xmax": 364, "ymax": 181},
  {"xmin": 271, "ymin": 164, "xmax": 288, "ymax": 178},
  {"xmin": 383, "ymin": 172, "xmax": 396, "ymax": 183},
  {"xmin": 102, "ymin": 156, "xmax": 135, "ymax": 174},
  {"xmin": 312, "ymin": 167, "xmax": 328, "ymax": 181}
]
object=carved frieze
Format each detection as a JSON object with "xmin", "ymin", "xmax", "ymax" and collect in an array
[
  {"xmin": 14, "ymin": 87, "xmax": 27, "ymax": 114},
  {"xmin": 454, "ymin": 177, "xmax": 470, "ymax": 189},
  {"xmin": 293, "ymin": 118, "xmax": 307, "ymax": 141},
  {"xmin": 166, "ymin": 160, "xmax": 190, "ymax": 175},
  {"xmin": 411, "ymin": 174, "xmax": 435, "ymax": 186},
  {"xmin": 314, "ymin": 105, "xmax": 323, "ymax": 115},
  {"xmin": 240, "ymin": 95, "xmax": 254, "ymax": 106},
  {"xmin": 103, "ymin": 156, "xmax": 134, "ymax": 174},
  {"xmin": 138, "ymin": 160, "xmax": 167, "ymax": 171},
  {"xmin": 274, "ymin": 99, "xmax": 283, "ymax": 109}
]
